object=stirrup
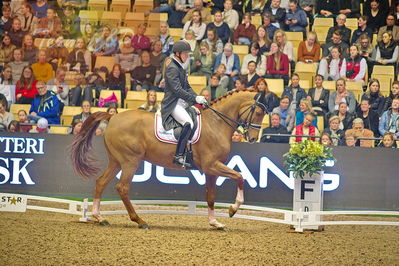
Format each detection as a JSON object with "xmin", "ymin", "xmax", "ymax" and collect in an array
[{"xmin": 173, "ymin": 155, "xmax": 193, "ymax": 169}]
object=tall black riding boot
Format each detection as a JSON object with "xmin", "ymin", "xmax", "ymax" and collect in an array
[{"xmin": 173, "ymin": 122, "xmax": 192, "ymax": 168}]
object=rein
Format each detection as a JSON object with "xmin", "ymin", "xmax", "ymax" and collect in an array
[{"xmin": 204, "ymin": 99, "xmax": 267, "ymax": 142}]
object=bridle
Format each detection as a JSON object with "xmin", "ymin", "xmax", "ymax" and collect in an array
[{"xmin": 205, "ymin": 94, "xmax": 267, "ymax": 143}]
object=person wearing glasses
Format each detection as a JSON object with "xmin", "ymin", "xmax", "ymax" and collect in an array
[
  {"xmin": 29, "ymin": 81, "xmax": 60, "ymax": 125},
  {"xmin": 377, "ymin": 14, "xmax": 399, "ymax": 42}
]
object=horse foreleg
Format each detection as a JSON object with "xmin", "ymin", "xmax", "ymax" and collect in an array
[
  {"xmin": 117, "ymin": 161, "xmax": 148, "ymax": 229},
  {"xmin": 92, "ymin": 159, "xmax": 120, "ymax": 225},
  {"xmin": 206, "ymin": 174, "xmax": 225, "ymax": 229},
  {"xmin": 207, "ymin": 161, "xmax": 244, "ymax": 218}
]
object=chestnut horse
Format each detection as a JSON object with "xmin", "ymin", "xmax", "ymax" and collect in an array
[{"xmin": 70, "ymin": 90, "xmax": 265, "ymax": 229}]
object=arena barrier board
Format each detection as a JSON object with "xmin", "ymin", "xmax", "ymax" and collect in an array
[{"xmin": 14, "ymin": 195, "xmax": 399, "ymax": 232}]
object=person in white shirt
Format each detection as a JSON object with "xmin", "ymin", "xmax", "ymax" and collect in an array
[
  {"xmin": 240, "ymin": 42, "xmax": 266, "ymax": 76},
  {"xmin": 182, "ymin": 10, "xmax": 206, "ymax": 40},
  {"xmin": 318, "ymin": 46, "xmax": 343, "ymax": 81},
  {"xmin": 0, "ymin": 65, "xmax": 16, "ymax": 106},
  {"xmin": 339, "ymin": 45, "xmax": 366, "ymax": 82}
]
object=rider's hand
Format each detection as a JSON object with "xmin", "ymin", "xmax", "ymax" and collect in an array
[{"xmin": 195, "ymin": 96, "xmax": 208, "ymax": 105}]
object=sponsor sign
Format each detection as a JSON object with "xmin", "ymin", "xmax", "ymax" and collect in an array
[
  {"xmin": 0, "ymin": 133, "xmax": 398, "ymax": 210},
  {"xmin": 0, "ymin": 193, "xmax": 27, "ymax": 212}
]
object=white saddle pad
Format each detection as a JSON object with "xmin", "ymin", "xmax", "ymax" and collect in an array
[{"xmin": 154, "ymin": 111, "xmax": 202, "ymax": 145}]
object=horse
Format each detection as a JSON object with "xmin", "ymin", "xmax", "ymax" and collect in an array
[{"xmin": 70, "ymin": 89, "xmax": 266, "ymax": 229}]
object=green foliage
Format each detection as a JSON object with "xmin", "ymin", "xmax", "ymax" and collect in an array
[{"xmin": 283, "ymin": 140, "xmax": 335, "ymax": 179}]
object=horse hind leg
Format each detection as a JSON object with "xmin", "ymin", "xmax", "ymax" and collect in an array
[
  {"xmin": 117, "ymin": 160, "xmax": 148, "ymax": 229},
  {"xmin": 92, "ymin": 157, "xmax": 120, "ymax": 225},
  {"xmin": 206, "ymin": 174, "xmax": 225, "ymax": 230},
  {"xmin": 207, "ymin": 161, "xmax": 244, "ymax": 218}
]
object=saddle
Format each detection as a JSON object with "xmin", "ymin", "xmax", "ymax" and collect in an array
[{"xmin": 154, "ymin": 107, "xmax": 202, "ymax": 145}]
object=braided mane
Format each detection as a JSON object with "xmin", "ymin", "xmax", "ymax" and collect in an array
[{"xmin": 204, "ymin": 88, "xmax": 254, "ymax": 109}]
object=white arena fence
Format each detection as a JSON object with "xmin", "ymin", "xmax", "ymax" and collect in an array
[{"xmin": 25, "ymin": 195, "xmax": 399, "ymax": 232}]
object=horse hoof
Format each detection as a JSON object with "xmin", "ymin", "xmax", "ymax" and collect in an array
[
  {"xmin": 210, "ymin": 220, "xmax": 225, "ymax": 230},
  {"xmin": 138, "ymin": 224, "xmax": 149, "ymax": 229},
  {"xmin": 229, "ymin": 205, "xmax": 237, "ymax": 218},
  {"xmin": 99, "ymin": 220, "xmax": 110, "ymax": 226}
]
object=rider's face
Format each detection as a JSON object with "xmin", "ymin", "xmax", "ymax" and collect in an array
[{"xmin": 179, "ymin": 51, "xmax": 189, "ymax": 63}]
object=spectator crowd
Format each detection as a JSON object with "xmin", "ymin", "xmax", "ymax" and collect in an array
[{"xmin": 0, "ymin": 0, "xmax": 398, "ymax": 148}]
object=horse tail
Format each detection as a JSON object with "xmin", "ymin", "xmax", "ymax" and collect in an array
[{"xmin": 70, "ymin": 112, "xmax": 112, "ymax": 179}]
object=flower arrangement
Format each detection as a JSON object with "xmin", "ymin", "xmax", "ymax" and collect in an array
[{"xmin": 283, "ymin": 140, "xmax": 335, "ymax": 179}]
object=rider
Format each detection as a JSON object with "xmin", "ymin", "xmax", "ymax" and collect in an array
[{"xmin": 161, "ymin": 40, "xmax": 208, "ymax": 168}]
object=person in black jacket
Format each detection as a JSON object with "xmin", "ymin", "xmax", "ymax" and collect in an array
[
  {"xmin": 307, "ymin": 74, "xmax": 330, "ymax": 115},
  {"xmin": 263, "ymin": 0, "xmax": 286, "ymax": 29},
  {"xmin": 337, "ymin": 0, "xmax": 360, "ymax": 18},
  {"xmin": 325, "ymin": 102, "xmax": 355, "ymax": 131},
  {"xmin": 72, "ymin": 100, "xmax": 92, "ymax": 124},
  {"xmin": 383, "ymin": 80, "xmax": 399, "ymax": 111},
  {"xmin": 315, "ymin": 0, "xmax": 338, "ymax": 17},
  {"xmin": 254, "ymin": 78, "xmax": 280, "ymax": 113},
  {"xmin": 161, "ymin": 40, "xmax": 208, "ymax": 168},
  {"xmin": 356, "ymin": 99, "xmax": 380, "ymax": 137},
  {"xmin": 260, "ymin": 113, "xmax": 289, "ymax": 143},
  {"xmin": 360, "ymin": 78, "xmax": 386, "ymax": 116},
  {"xmin": 323, "ymin": 115, "xmax": 345, "ymax": 146},
  {"xmin": 326, "ymin": 14, "xmax": 352, "ymax": 45}
]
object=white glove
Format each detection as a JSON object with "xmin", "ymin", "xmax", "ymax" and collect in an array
[{"xmin": 195, "ymin": 96, "xmax": 208, "ymax": 105}]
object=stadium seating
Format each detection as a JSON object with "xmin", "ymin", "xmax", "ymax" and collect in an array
[
  {"xmin": 372, "ymin": 33, "xmax": 378, "ymax": 46},
  {"xmin": 87, "ymin": 0, "xmax": 108, "ymax": 17},
  {"xmin": 252, "ymin": 15, "xmax": 262, "ymax": 28},
  {"xmin": 285, "ymin": 32, "xmax": 303, "ymax": 48},
  {"xmin": 316, "ymin": 30, "xmax": 329, "ymax": 45},
  {"xmin": 346, "ymin": 81, "xmax": 364, "ymax": 101},
  {"xmin": 132, "ymin": 0, "xmax": 153, "ymax": 13},
  {"xmin": 61, "ymin": 106, "xmax": 82, "ymax": 125},
  {"xmin": 94, "ymin": 56, "xmax": 116, "ymax": 72},
  {"xmin": 233, "ymin": 45, "xmax": 249, "ymax": 66},
  {"xmin": 34, "ymin": 38, "xmax": 54, "ymax": 49},
  {"xmin": 345, "ymin": 18, "xmax": 358, "ymax": 33},
  {"xmin": 299, "ymin": 80, "xmax": 311, "ymax": 91},
  {"xmin": 99, "ymin": 90, "xmax": 122, "ymax": 107},
  {"xmin": 188, "ymin": 76, "xmax": 207, "ymax": 94},
  {"xmin": 169, "ymin": 28, "xmax": 183, "ymax": 42},
  {"xmin": 295, "ymin": 63, "xmax": 317, "ymax": 88},
  {"xmin": 110, "ymin": 0, "xmax": 131, "ymax": 17},
  {"xmin": 148, "ymin": 13, "xmax": 168, "ymax": 28},
  {"xmin": 10, "ymin": 104, "xmax": 30, "ymax": 118},
  {"xmin": 124, "ymin": 91, "xmax": 147, "ymax": 109},
  {"xmin": 313, "ymin": 17, "xmax": 333, "ymax": 32},
  {"xmin": 100, "ymin": 11, "xmax": 122, "ymax": 27},
  {"xmin": 323, "ymin": 81, "xmax": 336, "ymax": 92},
  {"xmin": 317, "ymin": 116, "xmax": 324, "ymax": 131},
  {"xmin": 265, "ymin": 78, "xmax": 284, "ymax": 97},
  {"xmin": 257, "ymin": 114, "xmax": 270, "ymax": 142},
  {"xmin": 50, "ymin": 125, "xmax": 70, "ymax": 134},
  {"xmin": 3, "ymin": 0, "xmax": 397, "ymax": 146},
  {"xmin": 124, "ymin": 12, "xmax": 145, "ymax": 29},
  {"xmin": 145, "ymin": 27, "xmax": 160, "ymax": 38},
  {"xmin": 371, "ymin": 65, "xmax": 395, "ymax": 96}
]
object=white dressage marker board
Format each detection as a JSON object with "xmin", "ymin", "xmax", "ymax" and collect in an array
[
  {"xmin": 293, "ymin": 172, "xmax": 324, "ymax": 231},
  {"xmin": 0, "ymin": 193, "xmax": 27, "ymax": 212}
]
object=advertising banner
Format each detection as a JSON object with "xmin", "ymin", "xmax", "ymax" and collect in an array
[{"xmin": 0, "ymin": 133, "xmax": 398, "ymax": 210}]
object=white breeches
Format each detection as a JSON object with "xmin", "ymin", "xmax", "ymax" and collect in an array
[{"xmin": 171, "ymin": 99, "xmax": 194, "ymax": 129}]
